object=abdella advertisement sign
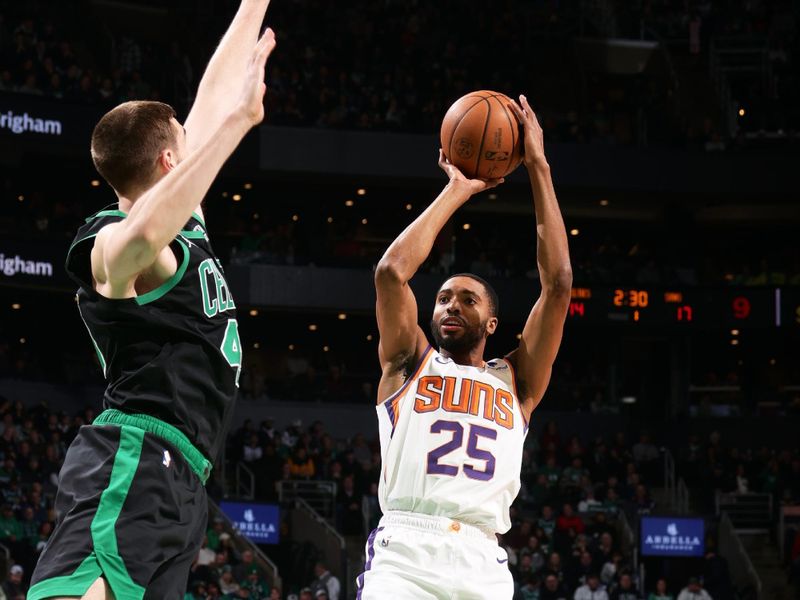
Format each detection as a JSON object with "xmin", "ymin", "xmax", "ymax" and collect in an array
[
  {"xmin": 219, "ymin": 502, "xmax": 280, "ymax": 545},
  {"xmin": 640, "ymin": 516, "xmax": 705, "ymax": 557}
]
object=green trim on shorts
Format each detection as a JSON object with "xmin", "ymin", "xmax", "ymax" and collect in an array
[
  {"xmin": 91, "ymin": 425, "xmax": 147, "ymax": 599},
  {"xmin": 27, "ymin": 555, "xmax": 102, "ymax": 599},
  {"xmin": 94, "ymin": 408, "xmax": 212, "ymax": 483},
  {"xmin": 27, "ymin": 426, "xmax": 147, "ymax": 600}
]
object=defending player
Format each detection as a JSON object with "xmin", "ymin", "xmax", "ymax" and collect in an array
[
  {"xmin": 28, "ymin": 3, "xmax": 277, "ymax": 599},
  {"xmin": 359, "ymin": 95, "xmax": 572, "ymax": 599}
]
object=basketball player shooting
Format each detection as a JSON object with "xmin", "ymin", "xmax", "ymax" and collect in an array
[
  {"xmin": 28, "ymin": 3, "xmax": 276, "ymax": 599},
  {"xmin": 360, "ymin": 95, "xmax": 572, "ymax": 599}
]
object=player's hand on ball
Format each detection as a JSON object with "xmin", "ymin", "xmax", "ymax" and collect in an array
[
  {"xmin": 508, "ymin": 95, "xmax": 546, "ymax": 168},
  {"xmin": 239, "ymin": 27, "xmax": 277, "ymax": 126},
  {"xmin": 438, "ymin": 149, "xmax": 504, "ymax": 195}
]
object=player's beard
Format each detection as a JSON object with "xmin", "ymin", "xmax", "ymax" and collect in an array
[{"xmin": 430, "ymin": 318, "xmax": 486, "ymax": 355}]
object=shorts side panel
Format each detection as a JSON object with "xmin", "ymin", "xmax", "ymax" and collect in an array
[
  {"xmin": 90, "ymin": 425, "xmax": 147, "ymax": 599},
  {"xmin": 356, "ymin": 525, "xmax": 450, "ymax": 600},
  {"xmin": 120, "ymin": 433, "xmax": 208, "ymax": 598},
  {"xmin": 29, "ymin": 426, "xmax": 120, "ymax": 588},
  {"xmin": 454, "ymin": 534, "xmax": 514, "ymax": 600},
  {"xmin": 27, "ymin": 556, "xmax": 102, "ymax": 600}
]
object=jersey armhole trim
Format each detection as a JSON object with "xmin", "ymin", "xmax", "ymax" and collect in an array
[
  {"xmin": 381, "ymin": 344, "xmax": 433, "ymax": 407},
  {"xmin": 180, "ymin": 229, "xmax": 207, "ymax": 239},
  {"xmin": 65, "ymin": 233, "xmax": 99, "ymax": 293},
  {"xmin": 383, "ymin": 345, "xmax": 434, "ymax": 431},
  {"xmin": 134, "ymin": 239, "xmax": 189, "ymax": 305},
  {"xmin": 191, "ymin": 211, "xmax": 206, "ymax": 230},
  {"xmin": 502, "ymin": 357, "xmax": 529, "ymax": 431},
  {"xmin": 86, "ymin": 209, "xmax": 128, "ymax": 222}
]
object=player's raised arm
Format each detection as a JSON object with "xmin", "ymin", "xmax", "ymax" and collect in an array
[
  {"xmin": 95, "ymin": 29, "xmax": 276, "ymax": 296},
  {"xmin": 374, "ymin": 151, "xmax": 503, "ymax": 399},
  {"xmin": 183, "ymin": 0, "xmax": 272, "ymax": 153},
  {"xmin": 505, "ymin": 95, "xmax": 572, "ymax": 419}
]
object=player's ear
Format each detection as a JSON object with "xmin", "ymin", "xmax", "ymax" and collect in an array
[
  {"xmin": 157, "ymin": 148, "xmax": 178, "ymax": 173},
  {"xmin": 486, "ymin": 317, "xmax": 498, "ymax": 335}
]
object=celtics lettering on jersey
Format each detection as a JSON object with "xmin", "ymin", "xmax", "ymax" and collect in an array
[
  {"xmin": 199, "ymin": 258, "xmax": 236, "ymax": 317},
  {"xmin": 198, "ymin": 258, "xmax": 241, "ymax": 386}
]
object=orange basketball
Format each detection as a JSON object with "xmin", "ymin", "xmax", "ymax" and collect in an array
[{"xmin": 440, "ymin": 90, "xmax": 523, "ymax": 180}]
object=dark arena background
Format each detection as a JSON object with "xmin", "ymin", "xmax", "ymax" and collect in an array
[{"xmin": 1, "ymin": 1, "xmax": 799, "ymax": 599}]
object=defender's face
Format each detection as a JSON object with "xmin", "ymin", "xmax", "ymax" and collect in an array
[{"xmin": 430, "ymin": 276, "xmax": 497, "ymax": 352}]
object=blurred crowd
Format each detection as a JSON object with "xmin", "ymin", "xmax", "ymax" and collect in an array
[
  {"xmin": 2, "ymin": 173, "xmax": 798, "ymax": 290},
  {"xmin": 0, "ymin": 1, "xmax": 193, "ymax": 109},
  {"xmin": 0, "ymin": 0, "xmax": 796, "ymax": 145},
  {"xmin": 6, "ymin": 391, "xmax": 800, "ymax": 597},
  {"xmin": 679, "ymin": 430, "xmax": 800, "ymax": 514},
  {"xmin": 0, "ymin": 397, "xmax": 343, "ymax": 599}
]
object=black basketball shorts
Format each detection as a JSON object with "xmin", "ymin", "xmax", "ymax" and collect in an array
[{"xmin": 28, "ymin": 409, "xmax": 212, "ymax": 600}]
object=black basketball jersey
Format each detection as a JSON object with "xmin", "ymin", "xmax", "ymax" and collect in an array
[{"xmin": 65, "ymin": 206, "xmax": 241, "ymax": 461}]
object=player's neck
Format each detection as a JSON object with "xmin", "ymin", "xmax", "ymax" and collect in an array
[
  {"xmin": 438, "ymin": 345, "xmax": 486, "ymax": 368},
  {"xmin": 117, "ymin": 197, "xmax": 134, "ymax": 213}
]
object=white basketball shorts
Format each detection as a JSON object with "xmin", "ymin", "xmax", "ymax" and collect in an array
[{"xmin": 356, "ymin": 511, "xmax": 513, "ymax": 599}]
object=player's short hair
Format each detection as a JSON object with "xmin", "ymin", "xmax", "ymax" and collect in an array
[
  {"xmin": 447, "ymin": 273, "xmax": 499, "ymax": 317},
  {"xmin": 91, "ymin": 100, "xmax": 178, "ymax": 196}
]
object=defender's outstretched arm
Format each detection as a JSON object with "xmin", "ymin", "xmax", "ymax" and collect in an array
[
  {"xmin": 94, "ymin": 30, "xmax": 276, "ymax": 297},
  {"xmin": 184, "ymin": 0, "xmax": 273, "ymax": 153}
]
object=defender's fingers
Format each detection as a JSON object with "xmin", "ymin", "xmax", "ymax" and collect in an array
[{"xmin": 255, "ymin": 27, "xmax": 277, "ymax": 64}]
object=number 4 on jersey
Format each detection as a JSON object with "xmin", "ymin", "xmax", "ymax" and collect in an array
[{"xmin": 220, "ymin": 319, "xmax": 242, "ymax": 386}]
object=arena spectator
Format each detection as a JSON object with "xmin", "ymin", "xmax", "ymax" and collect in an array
[
  {"xmin": 648, "ymin": 578, "xmax": 675, "ymax": 600},
  {"xmin": 311, "ymin": 561, "xmax": 341, "ymax": 600},
  {"xmin": 3, "ymin": 563, "xmax": 27, "ymax": 599},
  {"xmin": 574, "ymin": 573, "xmax": 609, "ymax": 600},
  {"xmin": 288, "ymin": 446, "xmax": 315, "ymax": 479},
  {"xmin": 676, "ymin": 577, "xmax": 712, "ymax": 600},
  {"xmin": 557, "ymin": 503, "xmax": 585, "ymax": 534},
  {"xmin": 541, "ymin": 572, "xmax": 570, "ymax": 600},
  {"xmin": 243, "ymin": 433, "xmax": 264, "ymax": 463},
  {"xmin": 610, "ymin": 572, "xmax": 640, "ymax": 600},
  {"xmin": 335, "ymin": 474, "xmax": 363, "ymax": 536}
]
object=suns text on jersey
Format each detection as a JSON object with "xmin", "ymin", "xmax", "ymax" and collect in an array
[{"xmin": 413, "ymin": 375, "xmax": 515, "ymax": 429}]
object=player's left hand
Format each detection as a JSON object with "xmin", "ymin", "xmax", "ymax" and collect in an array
[
  {"xmin": 508, "ymin": 95, "xmax": 547, "ymax": 169},
  {"xmin": 438, "ymin": 149, "xmax": 504, "ymax": 195}
]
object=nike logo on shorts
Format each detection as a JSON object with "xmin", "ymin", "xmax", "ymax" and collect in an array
[{"xmin": 496, "ymin": 557, "xmax": 508, "ymax": 564}]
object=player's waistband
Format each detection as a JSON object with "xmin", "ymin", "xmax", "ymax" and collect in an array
[
  {"xmin": 94, "ymin": 409, "xmax": 211, "ymax": 485},
  {"xmin": 380, "ymin": 510, "xmax": 496, "ymax": 542}
]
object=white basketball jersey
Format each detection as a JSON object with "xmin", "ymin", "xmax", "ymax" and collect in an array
[{"xmin": 377, "ymin": 346, "xmax": 527, "ymax": 534}]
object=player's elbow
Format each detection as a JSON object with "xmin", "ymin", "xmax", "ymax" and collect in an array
[
  {"xmin": 135, "ymin": 224, "xmax": 166, "ymax": 261},
  {"xmin": 543, "ymin": 265, "xmax": 573, "ymax": 297},
  {"xmin": 120, "ymin": 223, "xmax": 162, "ymax": 271},
  {"xmin": 375, "ymin": 258, "xmax": 406, "ymax": 286}
]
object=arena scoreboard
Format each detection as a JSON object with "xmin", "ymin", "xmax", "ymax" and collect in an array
[{"xmin": 566, "ymin": 286, "xmax": 799, "ymax": 328}]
